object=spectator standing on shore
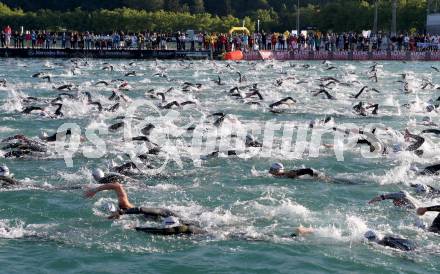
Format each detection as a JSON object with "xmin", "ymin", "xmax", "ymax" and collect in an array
[
  {"xmin": 271, "ymin": 33, "xmax": 276, "ymax": 50},
  {"xmin": 61, "ymin": 32, "xmax": 66, "ymax": 48},
  {"xmin": 1, "ymin": 31, "xmax": 5, "ymax": 48},
  {"xmin": 404, "ymin": 34, "xmax": 409, "ymax": 50},
  {"xmin": 25, "ymin": 31, "xmax": 30, "ymax": 48},
  {"xmin": 138, "ymin": 32, "xmax": 144, "ymax": 50},
  {"xmin": 4, "ymin": 25, "xmax": 11, "ymax": 48},
  {"xmin": 53, "ymin": 32, "xmax": 57, "ymax": 48},
  {"xmin": 160, "ymin": 34, "xmax": 167, "ymax": 50},
  {"xmin": 180, "ymin": 32, "xmax": 186, "ymax": 50},
  {"xmin": 12, "ymin": 31, "xmax": 18, "ymax": 48},
  {"xmin": 19, "ymin": 31, "xmax": 25, "ymax": 48},
  {"xmin": 85, "ymin": 32, "xmax": 91, "ymax": 50},
  {"xmin": 261, "ymin": 33, "xmax": 266, "ymax": 50},
  {"xmin": 197, "ymin": 32, "xmax": 203, "ymax": 50},
  {"xmin": 45, "ymin": 32, "xmax": 51, "ymax": 49},
  {"xmin": 381, "ymin": 34, "xmax": 389, "ymax": 50}
]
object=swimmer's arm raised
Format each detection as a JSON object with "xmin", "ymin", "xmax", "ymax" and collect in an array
[
  {"xmin": 417, "ymin": 205, "xmax": 440, "ymax": 215},
  {"xmin": 84, "ymin": 182, "xmax": 133, "ymax": 210},
  {"xmin": 369, "ymin": 192, "xmax": 405, "ymax": 204}
]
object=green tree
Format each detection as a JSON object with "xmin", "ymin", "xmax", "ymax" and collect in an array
[{"xmin": 192, "ymin": 0, "xmax": 205, "ymax": 13}]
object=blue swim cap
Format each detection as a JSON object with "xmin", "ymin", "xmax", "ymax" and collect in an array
[{"xmin": 364, "ymin": 230, "xmax": 378, "ymax": 241}]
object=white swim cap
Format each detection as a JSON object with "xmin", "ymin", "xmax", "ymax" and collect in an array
[
  {"xmin": 0, "ymin": 165, "xmax": 10, "ymax": 177},
  {"xmin": 409, "ymin": 165, "xmax": 419, "ymax": 173},
  {"xmin": 162, "ymin": 216, "xmax": 180, "ymax": 228},
  {"xmin": 414, "ymin": 183, "xmax": 429, "ymax": 194},
  {"xmin": 246, "ymin": 133, "xmax": 255, "ymax": 142},
  {"xmin": 106, "ymin": 203, "xmax": 117, "ymax": 213},
  {"xmin": 92, "ymin": 168, "xmax": 105, "ymax": 181},
  {"xmin": 270, "ymin": 162, "xmax": 284, "ymax": 172},
  {"xmin": 422, "ymin": 116, "xmax": 432, "ymax": 122},
  {"xmin": 414, "ymin": 218, "xmax": 427, "ymax": 229},
  {"xmin": 392, "ymin": 144, "xmax": 402, "ymax": 152},
  {"xmin": 39, "ymin": 131, "xmax": 48, "ymax": 140},
  {"xmin": 364, "ymin": 230, "xmax": 378, "ymax": 241}
]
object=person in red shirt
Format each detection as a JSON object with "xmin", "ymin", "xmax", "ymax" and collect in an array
[{"xmin": 4, "ymin": 25, "xmax": 11, "ymax": 47}]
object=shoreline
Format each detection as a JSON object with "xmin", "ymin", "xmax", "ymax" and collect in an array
[
  {"xmin": 0, "ymin": 48, "xmax": 213, "ymax": 60},
  {"xmin": 0, "ymin": 48, "xmax": 439, "ymax": 61}
]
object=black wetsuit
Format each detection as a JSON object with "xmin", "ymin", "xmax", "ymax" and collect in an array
[
  {"xmin": 406, "ymin": 133, "xmax": 424, "ymax": 152},
  {"xmin": 419, "ymin": 164, "xmax": 440, "ymax": 176},
  {"xmin": 97, "ymin": 174, "xmax": 126, "ymax": 184},
  {"xmin": 120, "ymin": 207, "xmax": 203, "ymax": 235},
  {"xmin": 0, "ymin": 176, "xmax": 20, "ymax": 187},
  {"xmin": 422, "ymin": 129, "xmax": 440, "ymax": 135},
  {"xmin": 425, "ymin": 205, "xmax": 440, "ymax": 233},
  {"xmin": 43, "ymin": 130, "xmax": 72, "ymax": 142},
  {"xmin": 377, "ymin": 236, "xmax": 416, "ymax": 251},
  {"xmin": 284, "ymin": 168, "xmax": 317, "ymax": 178}
]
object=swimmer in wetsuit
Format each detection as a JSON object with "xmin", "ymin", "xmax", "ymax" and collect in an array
[
  {"xmin": 269, "ymin": 163, "xmax": 323, "ymax": 179},
  {"xmin": 363, "ymin": 230, "xmax": 416, "ymax": 251},
  {"xmin": 410, "ymin": 183, "xmax": 440, "ymax": 198},
  {"xmin": 0, "ymin": 165, "xmax": 20, "ymax": 187},
  {"xmin": 368, "ymin": 191, "xmax": 418, "ymax": 209},
  {"xmin": 84, "ymin": 182, "xmax": 203, "ymax": 235},
  {"xmin": 293, "ymin": 227, "xmax": 415, "ymax": 251},
  {"xmin": 91, "ymin": 168, "xmax": 126, "ymax": 184},
  {"xmin": 417, "ymin": 205, "xmax": 440, "ymax": 234},
  {"xmin": 416, "ymin": 163, "xmax": 440, "ymax": 176}
]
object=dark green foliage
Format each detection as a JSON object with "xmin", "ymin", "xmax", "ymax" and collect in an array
[{"xmin": 0, "ymin": 1, "xmax": 429, "ymax": 33}]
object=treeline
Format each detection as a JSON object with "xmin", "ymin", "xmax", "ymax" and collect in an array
[
  {"xmin": 2, "ymin": 0, "xmax": 334, "ymax": 16},
  {"xmin": 0, "ymin": 1, "xmax": 429, "ymax": 33}
]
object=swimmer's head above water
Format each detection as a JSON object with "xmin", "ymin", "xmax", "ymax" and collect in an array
[
  {"xmin": 92, "ymin": 168, "xmax": 105, "ymax": 182},
  {"xmin": 163, "ymin": 216, "xmax": 180, "ymax": 228},
  {"xmin": 269, "ymin": 162, "xmax": 284, "ymax": 175},
  {"xmin": 39, "ymin": 131, "xmax": 48, "ymax": 140},
  {"xmin": 364, "ymin": 230, "xmax": 378, "ymax": 241},
  {"xmin": 0, "ymin": 165, "xmax": 10, "ymax": 177}
]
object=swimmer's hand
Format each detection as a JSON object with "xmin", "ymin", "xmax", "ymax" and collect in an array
[
  {"xmin": 107, "ymin": 212, "xmax": 121, "ymax": 220},
  {"xmin": 368, "ymin": 196, "xmax": 383, "ymax": 204},
  {"xmin": 84, "ymin": 189, "xmax": 96, "ymax": 198},
  {"xmin": 404, "ymin": 129, "xmax": 410, "ymax": 141},
  {"xmin": 295, "ymin": 225, "xmax": 314, "ymax": 236},
  {"xmin": 417, "ymin": 207, "xmax": 427, "ymax": 216}
]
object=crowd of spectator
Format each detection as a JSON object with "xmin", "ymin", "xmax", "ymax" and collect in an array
[{"xmin": 2, "ymin": 25, "xmax": 440, "ymax": 53}]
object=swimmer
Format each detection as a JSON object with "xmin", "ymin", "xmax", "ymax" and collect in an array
[
  {"xmin": 95, "ymin": 80, "xmax": 109, "ymax": 86},
  {"xmin": 52, "ymin": 103, "xmax": 64, "ymax": 117},
  {"xmin": 110, "ymin": 162, "xmax": 142, "ymax": 176},
  {"xmin": 368, "ymin": 191, "xmax": 418, "ymax": 209},
  {"xmin": 213, "ymin": 75, "xmax": 224, "ymax": 86},
  {"xmin": 353, "ymin": 102, "xmax": 379, "ymax": 116},
  {"xmin": 404, "ymin": 129, "xmax": 424, "ymax": 154},
  {"xmin": 293, "ymin": 227, "xmax": 415, "ymax": 251},
  {"xmin": 363, "ymin": 230, "xmax": 415, "ymax": 251},
  {"xmin": 125, "ymin": 71, "xmax": 137, "ymax": 77},
  {"xmin": 269, "ymin": 97, "xmax": 297, "ymax": 110},
  {"xmin": 351, "ymin": 86, "xmax": 379, "ymax": 99},
  {"xmin": 269, "ymin": 163, "xmax": 325, "ymax": 180},
  {"xmin": 22, "ymin": 106, "xmax": 45, "ymax": 115},
  {"xmin": 245, "ymin": 134, "xmax": 262, "ymax": 148},
  {"xmin": 416, "ymin": 205, "xmax": 440, "ymax": 233},
  {"xmin": 92, "ymin": 168, "xmax": 127, "ymax": 184},
  {"xmin": 313, "ymin": 89, "xmax": 335, "ymax": 100},
  {"xmin": 421, "ymin": 128, "xmax": 440, "ymax": 135},
  {"xmin": 39, "ymin": 130, "xmax": 77, "ymax": 142},
  {"xmin": 83, "ymin": 182, "xmax": 203, "ymax": 235},
  {"xmin": 160, "ymin": 100, "xmax": 196, "ymax": 109},
  {"xmin": 56, "ymin": 84, "xmax": 74, "ymax": 91},
  {"xmin": 416, "ymin": 163, "xmax": 440, "ymax": 176},
  {"xmin": 0, "ymin": 165, "xmax": 20, "ymax": 186},
  {"xmin": 410, "ymin": 183, "xmax": 440, "ymax": 198}
]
